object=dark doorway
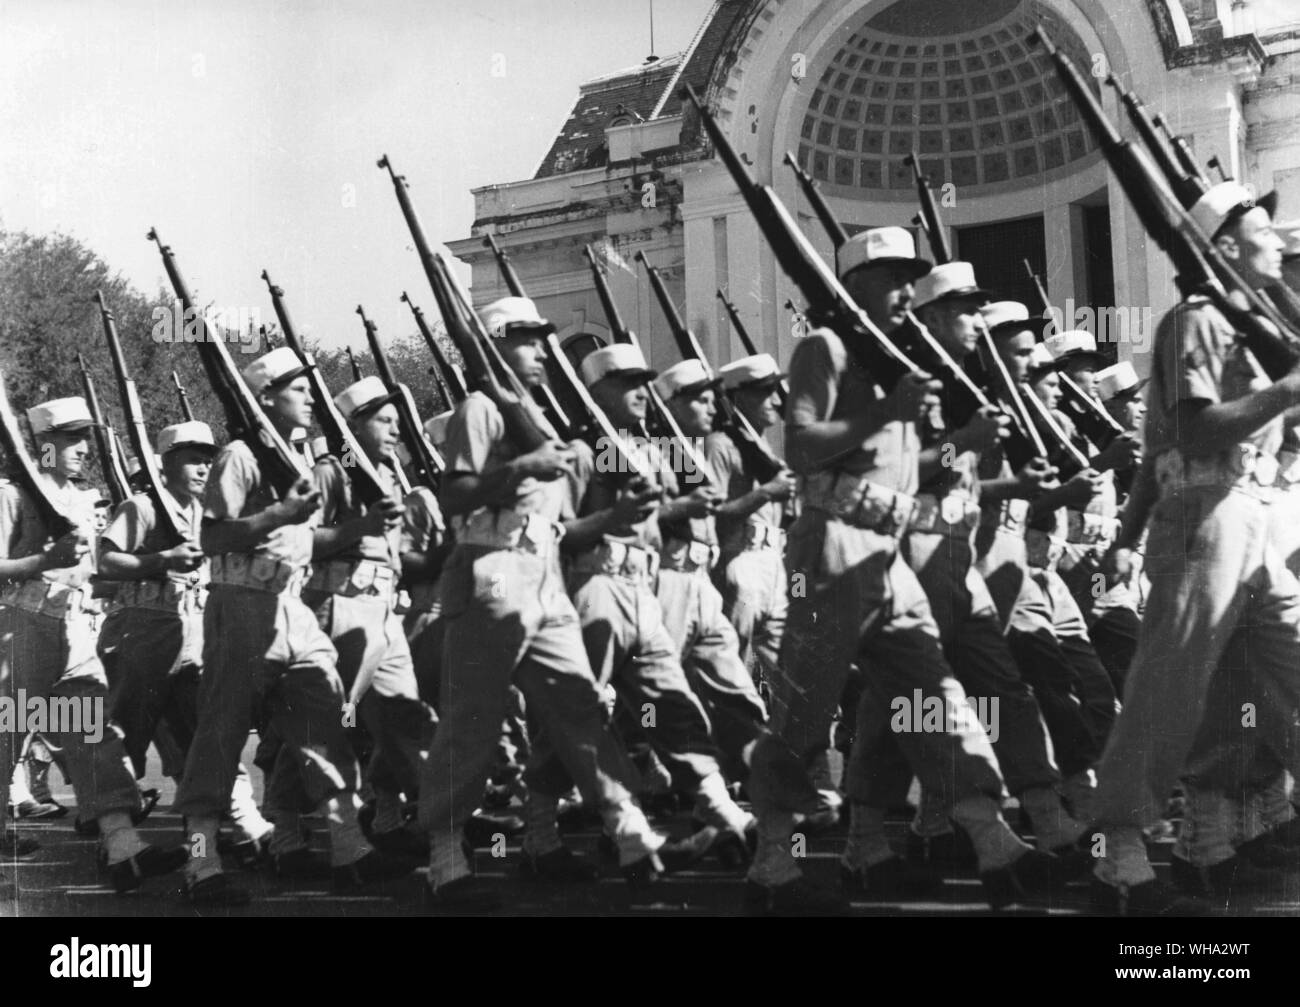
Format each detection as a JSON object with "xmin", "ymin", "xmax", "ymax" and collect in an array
[{"xmin": 955, "ymin": 214, "xmax": 1046, "ymax": 313}]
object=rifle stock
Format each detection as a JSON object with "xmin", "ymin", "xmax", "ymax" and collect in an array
[
  {"xmin": 357, "ymin": 305, "xmax": 445, "ymax": 489},
  {"xmin": 1030, "ymin": 30, "xmax": 1300, "ymax": 380},
  {"xmin": 378, "ymin": 154, "xmax": 557, "ymax": 454},
  {"xmin": 0, "ymin": 372, "xmax": 76, "ymax": 535},
  {"xmin": 95, "ymin": 292, "xmax": 187, "ymax": 541},
  {"xmin": 400, "ymin": 291, "xmax": 468, "ymax": 405},
  {"xmin": 77, "ymin": 350, "xmax": 131, "ymax": 507},
  {"xmin": 260, "ymin": 270, "xmax": 389, "ymax": 506},
  {"xmin": 148, "ymin": 229, "xmax": 305, "ymax": 494}
]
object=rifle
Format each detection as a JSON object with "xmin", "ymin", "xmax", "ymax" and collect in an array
[
  {"xmin": 638, "ymin": 252, "xmax": 783, "ymax": 481},
  {"xmin": 716, "ymin": 289, "xmax": 790, "ymax": 408},
  {"xmin": 345, "ymin": 347, "xmax": 363, "ymax": 382},
  {"xmin": 682, "ymin": 84, "xmax": 921, "ymax": 389},
  {"xmin": 1030, "ymin": 30, "xmax": 1300, "ymax": 380},
  {"xmin": 95, "ymin": 292, "xmax": 188, "ymax": 541},
  {"xmin": 1021, "ymin": 262, "xmax": 1126, "ymax": 448},
  {"xmin": 147, "ymin": 229, "xmax": 306, "ymax": 494},
  {"xmin": 784, "ymin": 151, "xmax": 849, "ymax": 248},
  {"xmin": 171, "ymin": 370, "xmax": 195, "ymax": 422},
  {"xmin": 357, "ymin": 304, "xmax": 445, "ymax": 489},
  {"xmin": 0, "ymin": 371, "xmax": 77, "ymax": 537},
  {"xmin": 782, "ymin": 148, "xmax": 1042, "ymax": 463},
  {"xmin": 400, "ymin": 291, "xmax": 467, "ymax": 406},
  {"xmin": 76, "ymin": 350, "xmax": 131, "ymax": 507},
  {"xmin": 582, "ymin": 244, "xmax": 715, "ymax": 487},
  {"xmin": 378, "ymin": 154, "xmax": 557, "ymax": 454},
  {"xmin": 259, "ymin": 270, "xmax": 391, "ymax": 506},
  {"xmin": 480, "ymin": 233, "xmax": 576, "ymax": 436},
  {"xmin": 1207, "ymin": 156, "xmax": 1231, "ymax": 184},
  {"xmin": 1105, "ymin": 77, "xmax": 1206, "ymax": 207},
  {"xmin": 1151, "ymin": 114, "xmax": 1214, "ymax": 193},
  {"xmin": 906, "ymin": 152, "xmax": 952, "ymax": 264}
]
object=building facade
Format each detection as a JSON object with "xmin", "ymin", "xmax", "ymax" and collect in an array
[{"xmin": 448, "ymin": 0, "xmax": 1300, "ymax": 386}]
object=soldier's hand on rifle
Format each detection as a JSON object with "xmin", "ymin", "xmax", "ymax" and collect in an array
[
  {"xmin": 612, "ymin": 480, "xmax": 663, "ymax": 526},
  {"xmin": 43, "ymin": 531, "xmax": 89, "ymax": 570},
  {"xmin": 1099, "ymin": 544, "xmax": 1134, "ymax": 586},
  {"xmin": 278, "ymin": 477, "xmax": 322, "ymax": 525},
  {"xmin": 888, "ymin": 373, "xmax": 943, "ymax": 422},
  {"xmin": 1092, "ymin": 432, "xmax": 1140, "ymax": 472},
  {"xmin": 677, "ymin": 485, "xmax": 720, "ymax": 519},
  {"xmin": 761, "ymin": 470, "xmax": 798, "ymax": 503},
  {"xmin": 519, "ymin": 440, "xmax": 575, "ymax": 482},
  {"xmin": 162, "ymin": 541, "xmax": 205, "ymax": 572},
  {"xmin": 955, "ymin": 406, "xmax": 1009, "ymax": 453},
  {"xmin": 364, "ymin": 496, "xmax": 406, "ymax": 534},
  {"xmin": 1061, "ymin": 467, "xmax": 1104, "ymax": 507},
  {"xmin": 1015, "ymin": 457, "xmax": 1058, "ymax": 495}
]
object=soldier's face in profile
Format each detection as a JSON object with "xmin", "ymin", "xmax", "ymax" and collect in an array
[
  {"xmin": 499, "ymin": 331, "xmax": 548, "ymax": 387},
  {"xmin": 45, "ymin": 430, "xmax": 92, "ymax": 478},
  {"xmin": 163, "ymin": 446, "xmax": 214, "ymax": 500},
  {"xmin": 844, "ymin": 263, "xmax": 917, "ymax": 332},
  {"xmin": 735, "ymin": 383, "xmax": 781, "ymax": 429},
  {"xmin": 922, "ymin": 295, "xmax": 984, "ymax": 357},
  {"xmin": 1063, "ymin": 358, "xmax": 1097, "ymax": 396},
  {"xmin": 1030, "ymin": 369, "xmax": 1062, "ymax": 410},
  {"xmin": 670, "ymin": 387, "xmax": 716, "ymax": 437},
  {"xmin": 353, "ymin": 403, "xmax": 401, "ymax": 462},
  {"xmin": 994, "ymin": 330, "xmax": 1037, "ymax": 384},
  {"xmin": 1107, "ymin": 393, "xmax": 1145, "ymax": 433},
  {"xmin": 264, "ymin": 376, "xmax": 314, "ymax": 431},
  {"xmin": 592, "ymin": 374, "xmax": 648, "ymax": 427},
  {"xmin": 1218, "ymin": 207, "xmax": 1284, "ymax": 287}
]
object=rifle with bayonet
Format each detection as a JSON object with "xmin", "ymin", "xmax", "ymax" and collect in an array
[
  {"xmin": 172, "ymin": 370, "xmax": 195, "ymax": 422},
  {"xmin": 378, "ymin": 155, "xmax": 558, "ymax": 455},
  {"xmin": 357, "ymin": 305, "xmax": 444, "ymax": 489},
  {"xmin": 1030, "ymin": 29, "xmax": 1300, "ymax": 379},
  {"xmin": 401, "ymin": 291, "xmax": 467, "ymax": 408},
  {"xmin": 582, "ymin": 243, "xmax": 716, "ymax": 487},
  {"xmin": 77, "ymin": 350, "xmax": 131, "ymax": 507},
  {"xmin": 637, "ymin": 252, "xmax": 784, "ymax": 481},
  {"xmin": 95, "ymin": 292, "xmax": 188, "ymax": 541},
  {"xmin": 259, "ymin": 270, "xmax": 390, "ymax": 506},
  {"xmin": 147, "ymin": 229, "xmax": 306, "ymax": 494},
  {"xmin": 0, "ymin": 370, "xmax": 76, "ymax": 537}
]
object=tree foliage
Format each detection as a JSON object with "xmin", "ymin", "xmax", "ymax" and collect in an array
[{"xmin": 0, "ymin": 228, "xmax": 463, "ymax": 493}]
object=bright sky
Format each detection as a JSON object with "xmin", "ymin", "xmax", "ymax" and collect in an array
[{"xmin": 0, "ymin": 0, "xmax": 716, "ymax": 348}]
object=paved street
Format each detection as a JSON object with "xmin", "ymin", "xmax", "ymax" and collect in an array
[{"xmin": 5, "ymin": 742, "xmax": 1300, "ymax": 917}]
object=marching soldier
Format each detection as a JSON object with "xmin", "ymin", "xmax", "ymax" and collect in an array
[
  {"xmin": 745, "ymin": 228, "xmax": 1066, "ymax": 914},
  {"xmin": 97, "ymin": 420, "xmax": 273, "ymax": 861},
  {"xmin": 0, "ymin": 397, "xmax": 186, "ymax": 890},
  {"xmin": 176, "ymin": 348, "xmax": 410, "ymax": 906},
  {"xmin": 1090, "ymin": 182, "xmax": 1300, "ymax": 914},
  {"xmin": 305, "ymin": 376, "xmax": 435, "ymax": 855},
  {"xmin": 420, "ymin": 297, "xmax": 674, "ymax": 911},
  {"xmin": 705, "ymin": 355, "xmax": 795, "ymax": 693},
  {"xmin": 564, "ymin": 346, "xmax": 758, "ymax": 851}
]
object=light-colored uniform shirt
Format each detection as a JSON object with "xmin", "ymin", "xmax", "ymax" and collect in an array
[
  {"xmin": 705, "ymin": 429, "xmax": 784, "ymax": 552},
  {"xmin": 0, "ymin": 474, "xmax": 100, "ymax": 588},
  {"xmin": 102, "ymin": 487, "xmax": 206, "ymax": 586},
  {"xmin": 313, "ymin": 455, "xmax": 403, "ymax": 570},
  {"xmin": 203, "ymin": 438, "xmax": 317, "ymax": 571}
]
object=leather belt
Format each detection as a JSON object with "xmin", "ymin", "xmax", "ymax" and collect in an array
[
  {"xmin": 909, "ymin": 493, "xmax": 981, "ymax": 537},
  {"xmin": 1154, "ymin": 444, "xmax": 1279, "ymax": 501},
  {"xmin": 572, "ymin": 539, "xmax": 659, "ymax": 583},
  {"xmin": 209, "ymin": 554, "xmax": 308, "ymax": 597},
  {"xmin": 804, "ymin": 472, "xmax": 916, "ymax": 538},
  {"xmin": 306, "ymin": 558, "xmax": 399, "ymax": 605},
  {"xmin": 660, "ymin": 538, "xmax": 719, "ymax": 573},
  {"xmin": 457, "ymin": 511, "xmax": 563, "ymax": 558}
]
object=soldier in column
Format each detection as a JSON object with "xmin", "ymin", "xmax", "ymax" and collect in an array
[
  {"xmin": 176, "ymin": 348, "xmax": 411, "ymax": 906},
  {"xmin": 0, "ymin": 397, "xmax": 186, "ymax": 891},
  {"xmin": 564, "ymin": 345, "xmax": 757, "ymax": 861},
  {"xmin": 97, "ymin": 421, "xmax": 273, "ymax": 864},
  {"xmin": 420, "ymin": 297, "xmax": 674, "ymax": 911},
  {"xmin": 744, "ymin": 228, "xmax": 1068, "ymax": 914}
]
